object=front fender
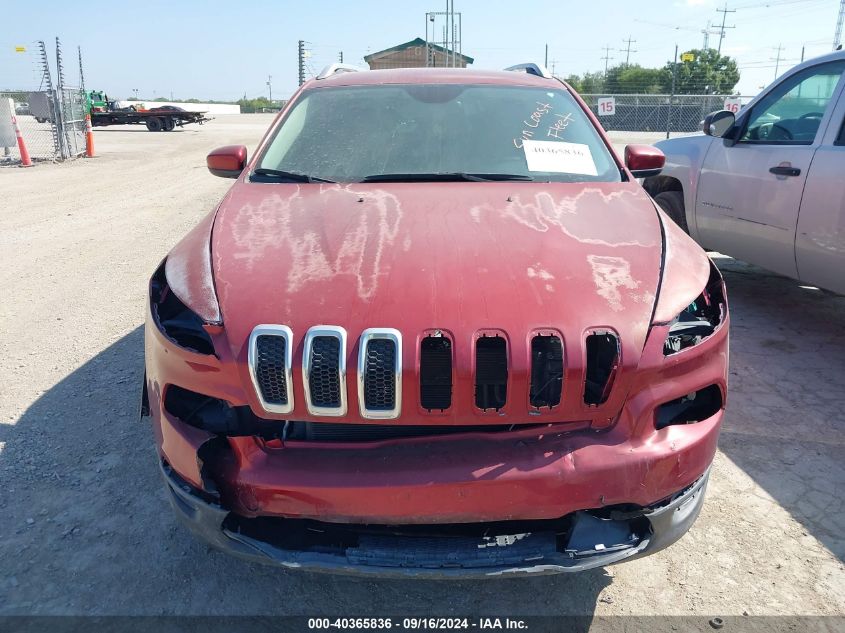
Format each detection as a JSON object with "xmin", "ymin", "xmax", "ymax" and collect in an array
[{"xmin": 644, "ymin": 135, "xmax": 715, "ymax": 243}]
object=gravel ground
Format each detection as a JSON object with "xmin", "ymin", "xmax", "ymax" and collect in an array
[{"xmin": 0, "ymin": 115, "xmax": 843, "ymax": 618}]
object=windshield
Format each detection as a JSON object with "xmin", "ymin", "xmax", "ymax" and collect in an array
[{"xmin": 256, "ymin": 84, "xmax": 621, "ymax": 183}]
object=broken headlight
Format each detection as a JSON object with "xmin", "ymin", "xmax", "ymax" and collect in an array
[
  {"xmin": 150, "ymin": 262, "xmax": 216, "ymax": 355},
  {"xmin": 663, "ymin": 263, "xmax": 725, "ymax": 356}
]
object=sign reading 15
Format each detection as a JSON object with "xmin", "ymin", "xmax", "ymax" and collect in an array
[{"xmin": 597, "ymin": 97, "xmax": 616, "ymax": 116}]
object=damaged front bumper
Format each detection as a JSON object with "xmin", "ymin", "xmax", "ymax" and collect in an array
[{"xmin": 160, "ymin": 458, "xmax": 710, "ymax": 577}]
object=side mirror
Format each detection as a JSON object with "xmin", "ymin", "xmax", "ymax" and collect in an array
[
  {"xmin": 624, "ymin": 144, "xmax": 665, "ymax": 179},
  {"xmin": 702, "ymin": 110, "xmax": 735, "ymax": 138},
  {"xmin": 207, "ymin": 145, "xmax": 247, "ymax": 178}
]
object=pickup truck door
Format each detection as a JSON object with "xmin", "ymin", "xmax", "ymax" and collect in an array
[
  {"xmin": 695, "ymin": 60, "xmax": 845, "ymax": 278},
  {"xmin": 795, "ymin": 88, "xmax": 845, "ymax": 294}
]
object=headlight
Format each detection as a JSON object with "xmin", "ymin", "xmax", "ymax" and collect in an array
[
  {"xmin": 663, "ymin": 263, "xmax": 726, "ymax": 355},
  {"xmin": 150, "ymin": 262, "xmax": 216, "ymax": 355}
]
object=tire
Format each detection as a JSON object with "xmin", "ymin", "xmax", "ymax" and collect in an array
[
  {"xmin": 653, "ymin": 190, "xmax": 690, "ymax": 235},
  {"xmin": 162, "ymin": 117, "xmax": 176, "ymax": 132},
  {"xmin": 146, "ymin": 117, "xmax": 163, "ymax": 132}
]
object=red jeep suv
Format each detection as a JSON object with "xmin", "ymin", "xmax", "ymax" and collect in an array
[{"xmin": 143, "ymin": 63, "xmax": 729, "ymax": 576}]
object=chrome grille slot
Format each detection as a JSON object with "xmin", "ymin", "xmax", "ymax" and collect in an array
[
  {"xmin": 248, "ymin": 325, "xmax": 294, "ymax": 414},
  {"xmin": 420, "ymin": 335, "xmax": 452, "ymax": 411},
  {"xmin": 310, "ymin": 338, "xmax": 341, "ymax": 407},
  {"xmin": 475, "ymin": 335, "xmax": 508, "ymax": 411},
  {"xmin": 256, "ymin": 336, "xmax": 288, "ymax": 404},
  {"xmin": 530, "ymin": 335, "xmax": 563, "ymax": 408},
  {"xmin": 303, "ymin": 326, "xmax": 347, "ymax": 416},
  {"xmin": 364, "ymin": 339, "xmax": 396, "ymax": 410},
  {"xmin": 358, "ymin": 328, "xmax": 402, "ymax": 419}
]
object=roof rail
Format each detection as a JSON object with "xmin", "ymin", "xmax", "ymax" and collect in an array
[
  {"xmin": 316, "ymin": 63, "xmax": 363, "ymax": 80},
  {"xmin": 504, "ymin": 63, "xmax": 553, "ymax": 79}
]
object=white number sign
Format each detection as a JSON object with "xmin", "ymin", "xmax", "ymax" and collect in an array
[
  {"xmin": 597, "ymin": 97, "xmax": 616, "ymax": 116},
  {"xmin": 724, "ymin": 97, "xmax": 742, "ymax": 113}
]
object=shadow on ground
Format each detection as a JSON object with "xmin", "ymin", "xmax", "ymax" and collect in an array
[
  {"xmin": 714, "ymin": 257, "xmax": 845, "ymax": 562},
  {"xmin": 3, "ymin": 256, "xmax": 842, "ymax": 616},
  {"xmin": 0, "ymin": 327, "xmax": 609, "ymax": 616}
]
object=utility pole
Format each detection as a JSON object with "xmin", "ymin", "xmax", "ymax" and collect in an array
[
  {"xmin": 297, "ymin": 40, "xmax": 305, "ymax": 86},
  {"xmin": 801, "ymin": 45, "xmax": 805, "ymax": 62},
  {"xmin": 835, "ymin": 0, "xmax": 845, "ymax": 50},
  {"xmin": 267, "ymin": 75, "xmax": 272, "ymax": 102},
  {"xmin": 545, "ymin": 43, "xmax": 548, "ymax": 68},
  {"xmin": 601, "ymin": 44, "xmax": 614, "ymax": 77},
  {"xmin": 701, "ymin": 21, "xmax": 720, "ymax": 50},
  {"xmin": 449, "ymin": 0, "xmax": 456, "ymax": 67},
  {"xmin": 55, "ymin": 36, "xmax": 71, "ymax": 160},
  {"xmin": 772, "ymin": 44, "xmax": 785, "ymax": 79},
  {"xmin": 339, "ymin": 51, "xmax": 344, "ymax": 63},
  {"xmin": 425, "ymin": 8, "xmax": 462, "ymax": 68},
  {"xmin": 620, "ymin": 36, "xmax": 637, "ymax": 65},
  {"xmin": 550, "ymin": 60, "xmax": 557, "ymax": 77},
  {"xmin": 666, "ymin": 44, "xmax": 678, "ymax": 140},
  {"xmin": 446, "ymin": 0, "xmax": 451, "ymax": 67},
  {"xmin": 715, "ymin": 2, "xmax": 735, "ymax": 55},
  {"xmin": 77, "ymin": 46, "xmax": 86, "ymax": 94}
]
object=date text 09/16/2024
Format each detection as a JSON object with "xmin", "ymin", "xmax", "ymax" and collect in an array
[{"xmin": 307, "ymin": 618, "xmax": 528, "ymax": 630}]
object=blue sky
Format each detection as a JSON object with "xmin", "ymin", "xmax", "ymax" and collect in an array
[{"xmin": 1, "ymin": 0, "xmax": 839, "ymax": 100}]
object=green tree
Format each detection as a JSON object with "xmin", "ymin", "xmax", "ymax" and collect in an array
[
  {"xmin": 605, "ymin": 64, "xmax": 670, "ymax": 94},
  {"xmin": 662, "ymin": 49, "xmax": 740, "ymax": 94},
  {"xmin": 563, "ymin": 71, "xmax": 605, "ymax": 94},
  {"xmin": 236, "ymin": 96, "xmax": 286, "ymax": 113}
]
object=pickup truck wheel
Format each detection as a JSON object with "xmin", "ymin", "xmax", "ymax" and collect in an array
[
  {"xmin": 146, "ymin": 117, "xmax": 163, "ymax": 132},
  {"xmin": 654, "ymin": 190, "xmax": 690, "ymax": 235}
]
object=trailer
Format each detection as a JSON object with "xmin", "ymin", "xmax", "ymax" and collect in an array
[
  {"xmin": 87, "ymin": 91, "xmax": 212, "ymax": 131},
  {"xmin": 90, "ymin": 107, "xmax": 212, "ymax": 131}
]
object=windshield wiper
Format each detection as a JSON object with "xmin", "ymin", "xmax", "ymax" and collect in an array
[
  {"xmin": 360, "ymin": 172, "xmax": 534, "ymax": 183},
  {"xmin": 251, "ymin": 168, "xmax": 335, "ymax": 183}
]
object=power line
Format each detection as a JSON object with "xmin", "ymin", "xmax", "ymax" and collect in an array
[
  {"xmin": 731, "ymin": 1, "xmax": 830, "ymax": 24},
  {"xmin": 732, "ymin": 0, "xmax": 824, "ymax": 9},
  {"xmin": 633, "ymin": 18, "xmax": 701, "ymax": 33}
]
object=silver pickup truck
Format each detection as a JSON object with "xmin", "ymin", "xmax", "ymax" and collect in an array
[{"xmin": 644, "ymin": 50, "xmax": 845, "ymax": 295}]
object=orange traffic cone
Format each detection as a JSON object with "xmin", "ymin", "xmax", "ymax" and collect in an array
[
  {"xmin": 85, "ymin": 114, "xmax": 95, "ymax": 158},
  {"xmin": 11, "ymin": 115, "xmax": 32, "ymax": 167}
]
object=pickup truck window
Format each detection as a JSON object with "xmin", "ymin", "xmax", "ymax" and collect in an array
[
  {"xmin": 740, "ymin": 60, "xmax": 845, "ymax": 145},
  {"xmin": 257, "ymin": 84, "xmax": 621, "ymax": 183}
]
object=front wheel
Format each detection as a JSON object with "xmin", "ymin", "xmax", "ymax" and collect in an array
[{"xmin": 653, "ymin": 190, "xmax": 689, "ymax": 235}]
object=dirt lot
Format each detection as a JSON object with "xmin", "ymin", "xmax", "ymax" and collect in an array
[{"xmin": 1, "ymin": 115, "xmax": 843, "ymax": 618}]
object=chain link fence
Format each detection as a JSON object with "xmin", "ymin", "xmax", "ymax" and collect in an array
[
  {"xmin": 580, "ymin": 93, "xmax": 753, "ymax": 136},
  {"xmin": 1, "ymin": 88, "xmax": 88, "ymax": 166}
]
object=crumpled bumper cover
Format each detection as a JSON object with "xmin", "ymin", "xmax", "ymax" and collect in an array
[{"xmin": 160, "ymin": 459, "xmax": 710, "ymax": 578}]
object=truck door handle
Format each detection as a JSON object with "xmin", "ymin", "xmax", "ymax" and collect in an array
[{"xmin": 769, "ymin": 165, "xmax": 801, "ymax": 177}]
